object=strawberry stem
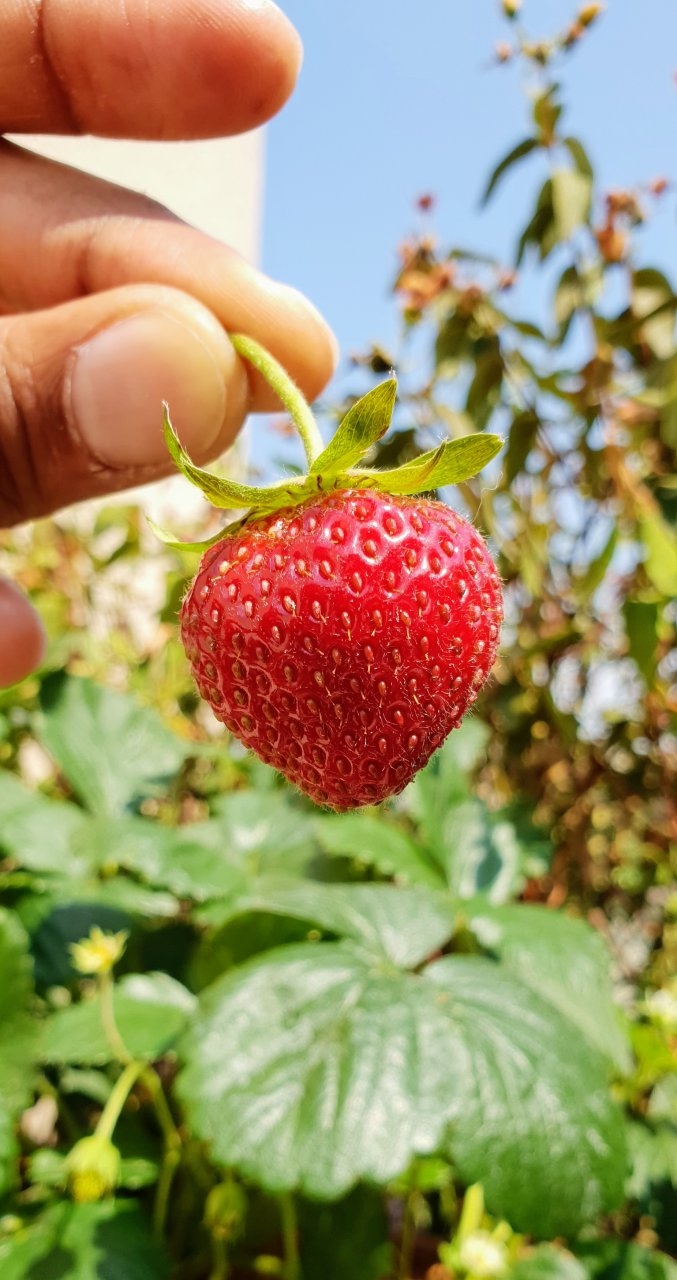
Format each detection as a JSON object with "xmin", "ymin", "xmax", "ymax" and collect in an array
[{"xmin": 231, "ymin": 333, "xmax": 325, "ymax": 467}]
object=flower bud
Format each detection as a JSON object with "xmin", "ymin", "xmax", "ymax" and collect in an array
[
  {"xmin": 65, "ymin": 1134, "xmax": 121, "ymax": 1203},
  {"xmin": 578, "ymin": 2, "xmax": 604, "ymax": 26},
  {"xmin": 70, "ymin": 927, "xmax": 128, "ymax": 976}
]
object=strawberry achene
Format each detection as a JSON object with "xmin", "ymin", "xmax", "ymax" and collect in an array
[{"xmin": 180, "ymin": 488, "xmax": 502, "ymax": 810}]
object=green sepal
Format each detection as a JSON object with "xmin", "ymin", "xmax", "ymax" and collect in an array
[
  {"xmin": 310, "ymin": 380, "xmax": 397, "ymax": 475},
  {"xmin": 350, "ymin": 432, "xmax": 502, "ymax": 496},
  {"xmin": 146, "ymin": 519, "xmax": 234, "ymax": 555},
  {"xmin": 162, "ymin": 406, "xmax": 314, "ymax": 513}
]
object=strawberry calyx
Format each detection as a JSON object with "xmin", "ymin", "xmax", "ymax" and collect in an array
[{"xmin": 153, "ymin": 333, "xmax": 502, "ymax": 551}]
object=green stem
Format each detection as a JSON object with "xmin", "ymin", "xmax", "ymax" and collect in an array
[
  {"xmin": 96, "ymin": 1061, "xmax": 144, "ymax": 1142},
  {"xmin": 397, "ymin": 1190, "xmax": 417, "ymax": 1280},
  {"xmin": 140, "ymin": 1066, "xmax": 183, "ymax": 1237},
  {"xmin": 99, "ymin": 970, "xmax": 133, "ymax": 1065},
  {"xmin": 230, "ymin": 333, "xmax": 324, "ymax": 467},
  {"xmin": 279, "ymin": 1192, "xmax": 301, "ymax": 1280},
  {"xmin": 209, "ymin": 1233, "xmax": 230, "ymax": 1280}
]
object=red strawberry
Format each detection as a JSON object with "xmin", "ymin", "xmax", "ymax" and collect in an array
[{"xmin": 180, "ymin": 487, "xmax": 502, "ymax": 810}]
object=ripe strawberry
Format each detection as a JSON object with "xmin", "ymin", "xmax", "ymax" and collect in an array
[
  {"xmin": 160, "ymin": 332, "xmax": 503, "ymax": 810},
  {"xmin": 180, "ymin": 488, "xmax": 502, "ymax": 810}
]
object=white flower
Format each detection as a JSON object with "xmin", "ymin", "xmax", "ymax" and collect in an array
[{"xmin": 459, "ymin": 1230, "xmax": 509, "ymax": 1278}]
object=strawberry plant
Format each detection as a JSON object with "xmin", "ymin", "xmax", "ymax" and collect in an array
[{"xmin": 0, "ymin": 3, "xmax": 675, "ymax": 1278}]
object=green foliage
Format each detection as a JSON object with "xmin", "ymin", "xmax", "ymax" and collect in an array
[{"xmin": 0, "ymin": 7, "xmax": 675, "ymax": 1277}]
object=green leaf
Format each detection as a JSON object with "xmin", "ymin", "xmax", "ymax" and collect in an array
[
  {"xmin": 0, "ymin": 1201, "xmax": 170, "ymax": 1279},
  {"xmin": 576, "ymin": 526, "xmax": 618, "ymax": 598},
  {"xmin": 562, "ymin": 136, "xmax": 594, "ymax": 178},
  {"xmin": 85, "ymin": 815, "xmax": 248, "ymax": 903},
  {"xmin": 504, "ymin": 409, "xmax": 541, "ymax": 483},
  {"xmin": 481, "ymin": 137, "xmax": 539, "ymax": 205},
  {"xmin": 632, "ymin": 268, "xmax": 676, "ymax": 359},
  {"xmin": 551, "ymin": 168, "xmax": 592, "ymax": 240},
  {"xmin": 179, "ymin": 946, "xmax": 626, "ymax": 1234},
  {"xmin": 197, "ymin": 880, "xmax": 455, "ymax": 969},
  {"xmin": 0, "ymin": 910, "xmax": 40, "ymax": 1196},
  {"xmin": 624, "ymin": 599, "xmax": 660, "ymax": 683},
  {"xmin": 516, "ymin": 179, "xmax": 557, "ymax": 265},
  {"xmin": 513, "ymin": 1245, "xmax": 588, "ymax": 1280},
  {"xmin": 575, "ymin": 1241, "xmax": 677, "ymax": 1280},
  {"xmin": 466, "ymin": 347, "xmax": 505, "ymax": 432},
  {"xmin": 404, "ymin": 720, "xmax": 489, "ymax": 840},
  {"xmin": 0, "ymin": 770, "xmax": 89, "ymax": 874},
  {"xmin": 467, "ymin": 904, "xmax": 632, "ymax": 1071},
  {"xmin": 626, "ymin": 1119, "xmax": 677, "ymax": 1199},
  {"xmin": 310, "ymin": 381, "xmax": 397, "ymax": 475},
  {"xmin": 38, "ymin": 674, "xmax": 186, "ymax": 816},
  {"xmin": 355, "ymin": 433, "xmax": 502, "ymax": 496},
  {"xmin": 554, "ymin": 264, "xmax": 582, "ymax": 340},
  {"xmin": 433, "ymin": 800, "xmax": 524, "ymax": 903},
  {"xmin": 315, "ymin": 812, "xmax": 444, "ymax": 888},
  {"xmin": 43, "ymin": 972, "xmax": 195, "ymax": 1065},
  {"xmin": 533, "ymin": 89, "xmax": 562, "ymax": 144},
  {"xmin": 638, "ymin": 511, "xmax": 677, "ymax": 596}
]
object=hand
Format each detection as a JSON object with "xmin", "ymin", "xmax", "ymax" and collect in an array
[{"xmin": 0, "ymin": 0, "xmax": 338, "ymax": 688}]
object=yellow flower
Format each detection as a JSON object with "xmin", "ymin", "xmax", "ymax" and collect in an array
[
  {"xmin": 65, "ymin": 1134, "xmax": 121, "ymax": 1203},
  {"xmin": 459, "ymin": 1230, "xmax": 510, "ymax": 1279},
  {"xmin": 69, "ymin": 927, "xmax": 128, "ymax": 976}
]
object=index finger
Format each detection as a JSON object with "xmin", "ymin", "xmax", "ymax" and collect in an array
[{"xmin": 1, "ymin": 0, "xmax": 302, "ymax": 138}]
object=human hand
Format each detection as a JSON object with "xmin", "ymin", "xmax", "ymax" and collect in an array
[{"xmin": 0, "ymin": 0, "xmax": 337, "ymax": 687}]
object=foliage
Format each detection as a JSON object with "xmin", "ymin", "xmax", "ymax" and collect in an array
[{"xmin": 0, "ymin": 4, "xmax": 675, "ymax": 1278}]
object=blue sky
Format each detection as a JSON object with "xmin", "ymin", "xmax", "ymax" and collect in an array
[{"xmin": 263, "ymin": 0, "xmax": 677, "ymax": 378}]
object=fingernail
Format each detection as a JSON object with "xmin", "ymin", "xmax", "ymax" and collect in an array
[{"xmin": 67, "ymin": 312, "xmax": 227, "ymax": 468}]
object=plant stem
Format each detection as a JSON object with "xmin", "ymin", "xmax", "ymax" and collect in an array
[
  {"xmin": 398, "ymin": 1190, "xmax": 417, "ymax": 1280},
  {"xmin": 279, "ymin": 1192, "xmax": 300, "ymax": 1280},
  {"xmin": 140, "ymin": 1066, "xmax": 183, "ymax": 1237},
  {"xmin": 209, "ymin": 1233, "xmax": 230, "ymax": 1280},
  {"xmin": 230, "ymin": 333, "xmax": 324, "ymax": 468},
  {"xmin": 99, "ymin": 970, "xmax": 133, "ymax": 1065},
  {"xmin": 96, "ymin": 1061, "xmax": 144, "ymax": 1142}
]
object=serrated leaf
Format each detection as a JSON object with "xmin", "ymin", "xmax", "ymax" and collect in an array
[
  {"xmin": 179, "ymin": 946, "xmax": 626, "ymax": 1234},
  {"xmin": 0, "ymin": 770, "xmax": 89, "ymax": 874},
  {"xmin": 626, "ymin": 1119, "xmax": 677, "ymax": 1199},
  {"xmin": 403, "ymin": 719, "xmax": 489, "ymax": 836},
  {"xmin": 42, "ymin": 972, "xmax": 195, "ymax": 1065},
  {"xmin": 0, "ymin": 910, "xmax": 40, "ymax": 1195},
  {"xmin": 551, "ymin": 168, "xmax": 592, "ymax": 240},
  {"xmin": 467, "ymin": 903, "xmax": 631, "ymax": 1071},
  {"xmin": 433, "ymin": 799, "xmax": 524, "ymax": 903},
  {"xmin": 38, "ymin": 674, "xmax": 186, "ymax": 817},
  {"xmin": 310, "ymin": 381, "xmax": 397, "ymax": 474},
  {"xmin": 575, "ymin": 1241, "xmax": 677, "ymax": 1280},
  {"xmin": 196, "ymin": 879, "xmax": 455, "ymax": 968},
  {"xmin": 0, "ymin": 1201, "xmax": 170, "ymax": 1279},
  {"xmin": 354, "ymin": 434, "xmax": 502, "ymax": 496},
  {"xmin": 513, "ymin": 1245, "xmax": 588, "ymax": 1280},
  {"xmin": 481, "ymin": 137, "xmax": 539, "ymax": 205},
  {"xmin": 315, "ymin": 812, "xmax": 444, "ymax": 888}
]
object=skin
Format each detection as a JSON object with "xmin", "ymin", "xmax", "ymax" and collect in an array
[{"xmin": 0, "ymin": 0, "xmax": 338, "ymax": 688}]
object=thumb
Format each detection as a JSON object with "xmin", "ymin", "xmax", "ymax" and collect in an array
[
  {"xmin": 0, "ymin": 284, "xmax": 251, "ymax": 526},
  {"xmin": 0, "ymin": 579, "xmax": 46, "ymax": 688}
]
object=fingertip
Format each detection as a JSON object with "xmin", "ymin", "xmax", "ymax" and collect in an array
[{"xmin": 0, "ymin": 581, "xmax": 46, "ymax": 689}]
